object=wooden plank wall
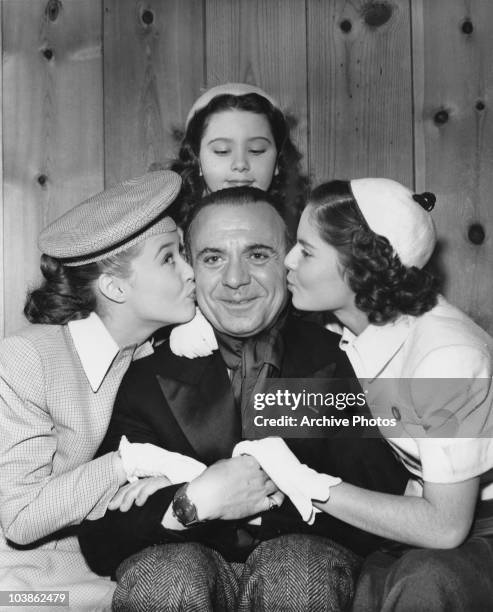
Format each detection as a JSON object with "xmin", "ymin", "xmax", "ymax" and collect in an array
[
  {"xmin": 103, "ymin": 0, "xmax": 204, "ymax": 185},
  {"xmin": 2, "ymin": 0, "xmax": 104, "ymax": 335},
  {"xmin": 0, "ymin": 0, "xmax": 4, "ymax": 338},
  {"xmin": 2, "ymin": 0, "xmax": 493, "ymax": 335},
  {"xmin": 413, "ymin": 0, "xmax": 493, "ymax": 331},
  {"xmin": 307, "ymin": 0, "xmax": 414, "ymax": 185}
]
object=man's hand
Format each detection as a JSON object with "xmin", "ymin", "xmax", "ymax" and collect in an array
[
  {"xmin": 108, "ymin": 476, "xmax": 172, "ymax": 512},
  {"xmin": 186, "ymin": 455, "xmax": 279, "ymax": 521}
]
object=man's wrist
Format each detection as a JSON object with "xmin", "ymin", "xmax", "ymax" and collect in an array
[{"xmin": 172, "ymin": 483, "xmax": 206, "ymax": 526}]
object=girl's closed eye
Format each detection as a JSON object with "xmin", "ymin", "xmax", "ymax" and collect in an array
[
  {"xmin": 212, "ymin": 148, "xmax": 230, "ymax": 156},
  {"xmin": 162, "ymin": 252, "xmax": 176, "ymax": 265}
]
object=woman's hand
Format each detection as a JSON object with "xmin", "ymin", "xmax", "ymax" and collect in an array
[
  {"xmin": 233, "ymin": 438, "xmax": 341, "ymax": 524},
  {"xmin": 108, "ymin": 476, "xmax": 172, "ymax": 512},
  {"xmin": 186, "ymin": 455, "xmax": 279, "ymax": 521},
  {"xmin": 118, "ymin": 436, "xmax": 206, "ymax": 482}
]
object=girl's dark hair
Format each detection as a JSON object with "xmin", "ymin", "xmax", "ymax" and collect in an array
[
  {"xmin": 308, "ymin": 180, "xmax": 439, "ymax": 325},
  {"xmin": 24, "ymin": 245, "xmax": 141, "ymax": 325},
  {"xmin": 169, "ymin": 93, "xmax": 309, "ymax": 231}
]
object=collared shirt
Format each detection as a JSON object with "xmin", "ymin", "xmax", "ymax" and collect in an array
[
  {"xmin": 332, "ymin": 297, "xmax": 493, "ymax": 498},
  {"xmin": 68, "ymin": 313, "xmax": 154, "ymax": 392}
]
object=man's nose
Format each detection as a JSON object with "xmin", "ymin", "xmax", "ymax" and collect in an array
[
  {"xmin": 222, "ymin": 257, "xmax": 250, "ymax": 288},
  {"xmin": 231, "ymin": 149, "xmax": 249, "ymax": 172}
]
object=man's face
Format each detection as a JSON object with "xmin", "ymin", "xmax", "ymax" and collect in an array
[{"xmin": 189, "ymin": 202, "xmax": 288, "ymax": 337}]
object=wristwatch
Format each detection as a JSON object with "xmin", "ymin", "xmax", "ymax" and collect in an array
[{"xmin": 172, "ymin": 483, "xmax": 202, "ymax": 527}]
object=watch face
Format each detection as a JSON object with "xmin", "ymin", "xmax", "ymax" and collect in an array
[{"xmin": 172, "ymin": 486, "xmax": 199, "ymax": 526}]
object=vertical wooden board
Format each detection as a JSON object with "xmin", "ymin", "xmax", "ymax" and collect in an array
[
  {"xmin": 307, "ymin": 0, "xmax": 413, "ymax": 186},
  {"xmin": 0, "ymin": 0, "xmax": 4, "ymax": 338},
  {"xmin": 103, "ymin": 0, "xmax": 204, "ymax": 186},
  {"xmin": 413, "ymin": 0, "xmax": 493, "ymax": 332},
  {"xmin": 2, "ymin": 0, "xmax": 104, "ymax": 335},
  {"xmin": 204, "ymin": 0, "xmax": 308, "ymax": 171}
]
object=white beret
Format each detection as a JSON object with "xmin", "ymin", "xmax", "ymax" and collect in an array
[
  {"xmin": 350, "ymin": 178, "xmax": 437, "ymax": 269},
  {"xmin": 185, "ymin": 82, "xmax": 279, "ymax": 128}
]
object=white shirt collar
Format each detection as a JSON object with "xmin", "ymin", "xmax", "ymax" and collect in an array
[
  {"xmin": 339, "ymin": 315, "xmax": 414, "ymax": 380},
  {"xmin": 68, "ymin": 313, "xmax": 120, "ymax": 392}
]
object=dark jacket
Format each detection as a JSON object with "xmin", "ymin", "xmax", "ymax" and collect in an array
[{"xmin": 79, "ymin": 315, "xmax": 408, "ymax": 577}]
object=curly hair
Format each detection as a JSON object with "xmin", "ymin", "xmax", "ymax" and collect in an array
[
  {"xmin": 308, "ymin": 181, "xmax": 439, "ymax": 325},
  {"xmin": 168, "ymin": 92, "xmax": 309, "ymax": 231},
  {"xmin": 24, "ymin": 245, "xmax": 141, "ymax": 325}
]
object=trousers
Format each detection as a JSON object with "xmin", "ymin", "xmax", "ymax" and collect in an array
[
  {"xmin": 352, "ymin": 535, "xmax": 493, "ymax": 612},
  {"xmin": 113, "ymin": 534, "xmax": 361, "ymax": 612}
]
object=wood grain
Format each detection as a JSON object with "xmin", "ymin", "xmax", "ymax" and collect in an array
[
  {"xmin": 413, "ymin": 0, "xmax": 493, "ymax": 330},
  {"xmin": 0, "ymin": 0, "xmax": 4, "ymax": 337},
  {"xmin": 2, "ymin": 0, "xmax": 104, "ymax": 335},
  {"xmin": 205, "ymin": 0, "xmax": 308, "ymax": 171},
  {"xmin": 307, "ymin": 0, "xmax": 413, "ymax": 186},
  {"xmin": 2, "ymin": 0, "xmax": 493, "ymax": 336},
  {"xmin": 103, "ymin": 0, "xmax": 204, "ymax": 185}
]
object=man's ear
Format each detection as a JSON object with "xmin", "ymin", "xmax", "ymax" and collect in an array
[{"xmin": 97, "ymin": 273, "xmax": 127, "ymax": 304}]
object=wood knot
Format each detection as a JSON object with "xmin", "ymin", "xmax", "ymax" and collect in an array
[
  {"xmin": 434, "ymin": 109, "xmax": 449, "ymax": 125},
  {"xmin": 340, "ymin": 19, "xmax": 352, "ymax": 33},
  {"xmin": 461, "ymin": 19, "xmax": 473, "ymax": 35},
  {"xmin": 142, "ymin": 9, "xmax": 154, "ymax": 25},
  {"xmin": 362, "ymin": 2, "xmax": 393, "ymax": 27},
  {"xmin": 468, "ymin": 223, "xmax": 485, "ymax": 245},
  {"xmin": 45, "ymin": 0, "xmax": 62, "ymax": 22}
]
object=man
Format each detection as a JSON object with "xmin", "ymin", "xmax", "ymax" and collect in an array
[{"xmin": 79, "ymin": 188, "xmax": 408, "ymax": 610}]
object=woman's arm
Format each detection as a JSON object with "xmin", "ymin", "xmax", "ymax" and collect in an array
[
  {"xmin": 315, "ymin": 476, "xmax": 479, "ymax": 549},
  {"xmin": 0, "ymin": 335, "xmax": 126, "ymax": 545}
]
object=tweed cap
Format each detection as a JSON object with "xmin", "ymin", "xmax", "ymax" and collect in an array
[
  {"xmin": 39, "ymin": 171, "xmax": 181, "ymax": 266},
  {"xmin": 185, "ymin": 82, "xmax": 280, "ymax": 128},
  {"xmin": 350, "ymin": 178, "xmax": 437, "ymax": 269}
]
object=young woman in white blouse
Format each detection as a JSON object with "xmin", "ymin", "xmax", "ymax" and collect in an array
[{"xmin": 237, "ymin": 177, "xmax": 493, "ymax": 611}]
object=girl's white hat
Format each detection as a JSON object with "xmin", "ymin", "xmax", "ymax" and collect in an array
[
  {"xmin": 350, "ymin": 178, "xmax": 437, "ymax": 269},
  {"xmin": 185, "ymin": 82, "xmax": 279, "ymax": 128}
]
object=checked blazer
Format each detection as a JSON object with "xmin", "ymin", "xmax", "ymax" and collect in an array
[
  {"xmin": 79, "ymin": 314, "xmax": 409, "ymax": 577},
  {"xmin": 0, "ymin": 321, "xmax": 144, "ymax": 609}
]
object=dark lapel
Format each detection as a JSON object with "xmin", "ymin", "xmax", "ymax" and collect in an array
[
  {"xmin": 154, "ymin": 346, "xmax": 242, "ymax": 464},
  {"xmin": 279, "ymin": 314, "xmax": 350, "ymax": 378}
]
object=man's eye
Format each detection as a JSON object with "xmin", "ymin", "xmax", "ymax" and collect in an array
[
  {"xmin": 202, "ymin": 255, "xmax": 222, "ymax": 265},
  {"xmin": 250, "ymin": 251, "xmax": 269, "ymax": 261}
]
